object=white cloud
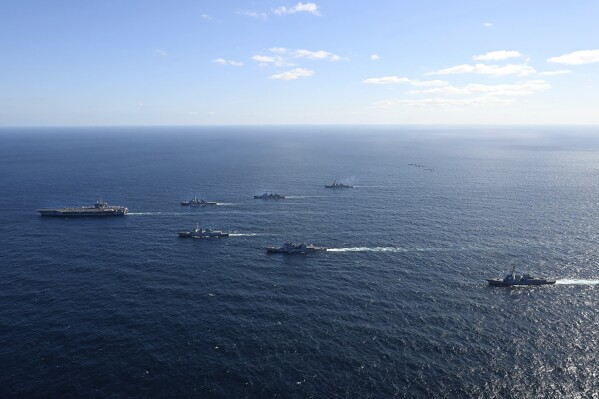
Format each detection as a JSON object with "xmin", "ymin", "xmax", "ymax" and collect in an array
[
  {"xmin": 252, "ymin": 55, "xmax": 275, "ymax": 63},
  {"xmin": 201, "ymin": 14, "xmax": 212, "ymax": 20},
  {"xmin": 363, "ymin": 76, "xmax": 448, "ymax": 87},
  {"xmin": 363, "ymin": 76, "xmax": 411, "ymax": 85},
  {"xmin": 548, "ymin": 49, "xmax": 599, "ymax": 65},
  {"xmin": 375, "ymin": 79, "xmax": 551, "ymax": 110},
  {"xmin": 270, "ymin": 68, "xmax": 314, "ymax": 80},
  {"xmin": 411, "ymin": 79, "xmax": 450, "ymax": 87},
  {"xmin": 538, "ymin": 70, "xmax": 572, "ymax": 76},
  {"xmin": 409, "ymin": 80, "xmax": 550, "ymax": 97},
  {"xmin": 473, "ymin": 50, "xmax": 523, "ymax": 61},
  {"xmin": 428, "ymin": 63, "xmax": 536, "ymax": 77},
  {"xmin": 269, "ymin": 47, "xmax": 288, "ymax": 54},
  {"xmin": 483, "ymin": 22, "xmax": 493, "ymax": 27},
  {"xmin": 273, "ymin": 2, "xmax": 320, "ymax": 16},
  {"xmin": 154, "ymin": 49, "xmax": 167, "ymax": 57},
  {"xmin": 370, "ymin": 54, "xmax": 380, "ymax": 61},
  {"xmin": 212, "ymin": 58, "xmax": 243, "ymax": 67},
  {"xmin": 253, "ymin": 48, "xmax": 345, "ymax": 66},
  {"xmin": 294, "ymin": 49, "xmax": 344, "ymax": 61},
  {"xmin": 252, "ymin": 54, "xmax": 295, "ymax": 67},
  {"xmin": 239, "ymin": 10, "xmax": 268, "ymax": 19},
  {"xmin": 375, "ymin": 96, "xmax": 513, "ymax": 108}
]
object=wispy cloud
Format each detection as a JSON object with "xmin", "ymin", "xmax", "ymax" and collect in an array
[
  {"xmin": 363, "ymin": 76, "xmax": 411, "ymax": 85},
  {"xmin": 408, "ymin": 80, "xmax": 550, "ymax": 97},
  {"xmin": 483, "ymin": 22, "xmax": 493, "ymax": 27},
  {"xmin": 269, "ymin": 47, "xmax": 288, "ymax": 54},
  {"xmin": 548, "ymin": 49, "xmax": 599, "ymax": 65},
  {"xmin": 428, "ymin": 63, "xmax": 536, "ymax": 77},
  {"xmin": 238, "ymin": 10, "xmax": 268, "ymax": 19},
  {"xmin": 273, "ymin": 2, "xmax": 320, "ymax": 16},
  {"xmin": 538, "ymin": 70, "xmax": 572, "ymax": 76},
  {"xmin": 252, "ymin": 54, "xmax": 295, "ymax": 67},
  {"xmin": 373, "ymin": 79, "xmax": 550, "ymax": 110},
  {"xmin": 473, "ymin": 50, "xmax": 523, "ymax": 61},
  {"xmin": 363, "ymin": 76, "xmax": 448, "ymax": 87},
  {"xmin": 154, "ymin": 49, "xmax": 167, "ymax": 57},
  {"xmin": 270, "ymin": 68, "xmax": 314, "ymax": 80},
  {"xmin": 294, "ymin": 49, "xmax": 344, "ymax": 61},
  {"xmin": 212, "ymin": 58, "xmax": 243, "ymax": 67},
  {"xmin": 370, "ymin": 54, "xmax": 380, "ymax": 61},
  {"xmin": 201, "ymin": 14, "xmax": 212, "ymax": 20},
  {"xmin": 375, "ymin": 96, "xmax": 513, "ymax": 108},
  {"xmin": 252, "ymin": 48, "xmax": 345, "ymax": 67}
]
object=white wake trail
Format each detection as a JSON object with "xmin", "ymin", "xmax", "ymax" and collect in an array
[
  {"xmin": 128, "ymin": 212, "xmax": 187, "ymax": 216},
  {"xmin": 556, "ymin": 279, "xmax": 599, "ymax": 285},
  {"xmin": 328, "ymin": 247, "xmax": 409, "ymax": 253}
]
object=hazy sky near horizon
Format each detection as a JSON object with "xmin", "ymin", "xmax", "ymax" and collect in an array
[{"xmin": 1, "ymin": 1, "xmax": 599, "ymax": 126}]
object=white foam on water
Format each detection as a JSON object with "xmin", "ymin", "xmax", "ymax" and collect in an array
[
  {"xmin": 327, "ymin": 246, "xmax": 454, "ymax": 253},
  {"xmin": 327, "ymin": 247, "xmax": 408, "ymax": 253},
  {"xmin": 556, "ymin": 279, "xmax": 599, "ymax": 285},
  {"xmin": 228, "ymin": 233, "xmax": 259, "ymax": 237},
  {"xmin": 128, "ymin": 212, "xmax": 187, "ymax": 216}
]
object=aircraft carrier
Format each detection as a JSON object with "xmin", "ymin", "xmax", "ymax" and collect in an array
[{"xmin": 38, "ymin": 199, "xmax": 128, "ymax": 217}]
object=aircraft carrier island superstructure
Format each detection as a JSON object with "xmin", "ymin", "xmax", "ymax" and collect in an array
[{"xmin": 38, "ymin": 199, "xmax": 128, "ymax": 217}]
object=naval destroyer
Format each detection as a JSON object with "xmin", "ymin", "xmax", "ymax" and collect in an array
[
  {"xmin": 177, "ymin": 224, "xmax": 229, "ymax": 238},
  {"xmin": 325, "ymin": 180, "xmax": 353, "ymax": 188},
  {"xmin": 486, "ymin": 266, "xmax": 556, "ymax": 286}
]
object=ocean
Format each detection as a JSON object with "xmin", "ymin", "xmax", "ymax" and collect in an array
[{"xmin": 1, "ymin": 126, "xmax": 598, "ymax": 398}]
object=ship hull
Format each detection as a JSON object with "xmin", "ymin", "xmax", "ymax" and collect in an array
[
  {"xmin": 38, "ymin": 209, "xmax": 127, "ymax": 217},
  {"xmin": 178, "ymin": 232, "xmax": 229, "ymax": 238},
  {"xmin": 267, "ymin": 247, "xmax": 327, "ymax": 254},
  {"xmin": 486, "ymin": 279, "xmax": 556, "ymax": 286}
]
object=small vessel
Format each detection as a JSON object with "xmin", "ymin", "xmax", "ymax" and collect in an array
[
  {"xmin": 486, "ymin": 266, "xmax": 556, "ymax": 286},
  {"xmin": 266, "ymin": 242, "xmax": 327, "ymax": 254},
  {"xmin": 254, "ymin": 192, "xmax": 285, "ymax": 200},
  {"xmin": 325, "ymin": 180, "xmax": 353, "ymax": 188},
  {"xmin": 181, "ymin": 196, "xmax": 217, "ymax": 206},
  {"xmin": 38, "ymin": 199, "xmax": 128, "ymax": 217},
  {"xmin": 177, "ymin": 224, "xmax": 229, "ymax": 238}
]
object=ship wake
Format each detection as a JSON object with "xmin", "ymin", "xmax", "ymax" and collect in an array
[
  {"xmin": 327, "ymin": 246, "xmax": 445, "ymax": 253},
  {"xmin": 556, "ymin": 279, "xmax": 599, "ymax": 285},
  {"xmin": 128, "ymin": 212, "xmax": 188, "ymax": 216}
]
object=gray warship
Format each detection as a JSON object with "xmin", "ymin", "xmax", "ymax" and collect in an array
[
  {"xmin": 181, "ymin": 196, "xmax": 217, "ymax": 206},
  {"xmin": 267, "ymin": 242, "xmax": 327, "ymax": 254},
  {"xmin": 254, "ymin": 192, "xmax": 285, "ymax": 200},
  {"xmin": 486, "ymin": 266, "xmax": 556, "ymax": 286},
  {"xmin": 37, "ymin": 199, "xmax": 128, "ymax": 217},
  {"xmin": 177, "ymin": 224, "xmax": 229, "ymax": 238},
  {"xmin": 325, "ymin": 180, "xmax": 353, "ymax": 188}
]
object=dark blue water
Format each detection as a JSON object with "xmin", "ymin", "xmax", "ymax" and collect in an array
[{"xmin": 1, "ymin": 126, "xmax": 599, "ymax": 398}]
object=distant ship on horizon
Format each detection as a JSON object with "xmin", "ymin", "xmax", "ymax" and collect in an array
[
  {"xmin": 267, "ymin": 242, "xmax": 327, "ymax": 254},
  {"xmin": 325, "ymin": 180, "xmax": 353, "ymax": 188},
  {"xmin": 181, "ymin": 196, "xmax": 217, "ymax": 206},
  {"xmin": 254, "ymin": 192, "xmax": 285, "ymax": 200},
  {"xmin": 37, "ymin": 199, "xmax": 128, "ymax": 217},
  {"xmin": 177, "ymin": 224, "xmax": 229, "ymax": 238}
]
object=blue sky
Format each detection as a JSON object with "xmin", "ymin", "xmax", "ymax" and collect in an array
[{"xmin": 1, "ymin": 0, "xmax": 598, "ymax": 126}]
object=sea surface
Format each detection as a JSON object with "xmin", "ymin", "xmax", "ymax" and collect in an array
[{"xmin": 1, "ymin": 126, "xmax": 599, "ymax": 398}]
